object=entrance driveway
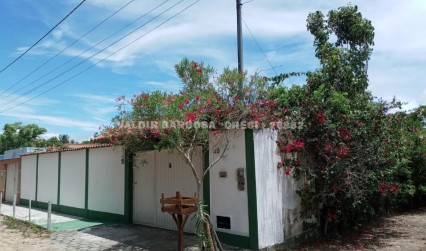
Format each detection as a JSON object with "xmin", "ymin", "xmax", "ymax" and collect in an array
[
  {"xmin": 52, "ymin": 224, "xmax": 201, "ymax": 251},
  {"xmin": 1, "ymin": 203, "xmax": 242, "ymax": 250}
]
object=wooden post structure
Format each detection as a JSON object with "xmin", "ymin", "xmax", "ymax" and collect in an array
[{"xmin": 160, "ymin": 191, "xmax": 197, "ymax": 251}]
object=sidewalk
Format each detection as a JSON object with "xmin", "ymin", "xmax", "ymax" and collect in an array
[{"xmin": 0, "ymin": 202, "xmax": 105, "ymax": 231}]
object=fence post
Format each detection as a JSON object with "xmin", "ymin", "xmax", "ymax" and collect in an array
[
  {"xmin": 47, "ymin": 201, "xmax": 52, "ymax": 230},
  {"xmin": 13, "ymin": 194, "xmax": 16, "ymax": 218},
  {"xmin": 0, "ymin": 192, "xmax": 2, "ymax": 214},
  {"xmin": 29, "ymin": 197, "xmax": 32, "ymax": 222}
]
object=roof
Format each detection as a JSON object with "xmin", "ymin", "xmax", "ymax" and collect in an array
[{"xmin": 21, "ymin": 144, "xmax": 114, "ymax": 157}]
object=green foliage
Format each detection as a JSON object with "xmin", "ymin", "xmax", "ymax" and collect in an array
[
  {"xmin": 0, "ymin": 122, "xmax": 47, "ymax": 153},
  {"xmin": 272, "ymin": 5, "xmax": 425, "ymax": 235},
  {"xmin": 306, "ymin": 5, "xmax": 374, "ymax": 97}
]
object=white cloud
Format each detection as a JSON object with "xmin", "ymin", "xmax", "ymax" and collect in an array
[
  {"xmin": 70, "ymin": 93, "xmax": 117, "ymax": 122},
  {"xmin": 3, "ymin": 112, "xmax": 100, "ymax": 132}
]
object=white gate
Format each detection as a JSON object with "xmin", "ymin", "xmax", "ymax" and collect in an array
[
  {"xmin": 133, "ymin": 148, "xmax": 203, "ymax": 232},
  {"xmin": 5, "ymin": 163, "xmax": 19, "ymax": 202}
]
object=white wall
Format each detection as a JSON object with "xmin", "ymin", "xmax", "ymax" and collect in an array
[
  {"xmin": 133, "ymin": 148, "xmax": 203, "ymax": 232},
  {"xmin": 60, "ymin": 150, "xmax": 86, "ymax": 209},
  {"xmin": 210, "ymin": 130, "xmax": 249, "ymax": 236},
  {"xmin": 282, "ymin": 152, "xmax": 317, "ymax": 239},
  {"xmin": 38, "ymin": 153, "xmax": 59, "ymax": 204},
  {"xmin": 254, "ymin": 130, "xmax": 285, "ymax": 248},
  {"xmin": 21, "ymin": 155, "xmax": 37, "ymax": 200},
  {"xmin": 88, "ymin": 146, "xmax": 124, "ymax": 215}
]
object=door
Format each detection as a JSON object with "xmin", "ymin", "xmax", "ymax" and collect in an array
[
  {"xmin": 133, "ymin": 148, "xmax": 203, "ymax": 232},
  {"xmin": 133, "ymin": 151, "xmax": 157, "ymax": 226},
  {"xmin": 5, "ymin": 163, "xmax": 18, "ymax": 202}
]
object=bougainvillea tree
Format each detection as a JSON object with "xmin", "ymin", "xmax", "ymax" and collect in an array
[
  {"xmin": 102, "ymin": 58, "xmax": 274, "ymax": 249},
  {"xmin": 101, "ymin": 5, "xmax": 425, "ymax": 245},
  {"xmin": 270, "ymin": 5, "xmax": 426, "ymax": 234}
]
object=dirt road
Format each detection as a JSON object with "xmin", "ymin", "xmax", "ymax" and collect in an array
[
  {"xmin": 296, "ymin": 207, "xmax": 426, "ymax": 251},
  {"xmin": 1, "ymin": 208, "xmax": 425, "ymax": 250},
  {"xmin": 0, "ymin": 216, "xmax": 57, "ymax": 250}
]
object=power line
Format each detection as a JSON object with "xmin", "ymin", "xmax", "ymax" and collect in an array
[
  {"xmin": 242, "ymin": 17, "xmax": 278, "ymax": 75},
  {"xmin": 0, "ymin": 0, "xmax": 200, "ymax": 113},
  {"xmin": 0, "ymin": 0, "xmax": 136, "ymax": 97},
  {"xmin": 0, "ymin": 0, "xmax": 86, "ymax": 74},
  {"xmin": 0, "ymin": 0, "xmax": 172, "ymax": 105}
]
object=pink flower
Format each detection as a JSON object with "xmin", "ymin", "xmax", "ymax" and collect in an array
[
  {"xmin": 193, "ymin": 62, "xmax": 198, "ymax": 69},
  {"xmin": 184, "ymin": 98, "xmax": 190, "ymax": 105},
  {"xmin": 233, "ymin": 95, "xmax": 239, "ymax": 101},
  {"xmin": 195, "ymin": 96, "xmax": 200, "ymax": 101},
  {"xmin": 316, "ymin": 110, "xmax": 326, "ymax": 124},
  {"xmin": 282, "ymin": 144, "xmax": 292, "ymax": 153},
  {"xmin": 337, "ymin": 146, "xmax": 350, "ymax": 159},
  {"xmin": 281, "ymin": 108, "xmax": 288, "ymax": 113},
  {"xmin": 186, "ymin": 112, "xmax": 197, "ymax": 122},
  {"xmin": 213, "ymin": 130, "xmax": 221, "ymax": 136},
  {"xmin": 338, "ymin": 128, "xmax": 351, "ymax": 141},
  {"xmin": 178, "ymin": 103, "xmax": 184, "ymax": 109},
  {"xmin": 197, "ymin": 68, "xmax": 203, "ymax": 73},
  {"xmin": 292, "ymin": 140, "xmax": 305, "ymax": 151},
  {"xmin": 285, "ymin": 167, "xmax": 291, "ymax": 176}
]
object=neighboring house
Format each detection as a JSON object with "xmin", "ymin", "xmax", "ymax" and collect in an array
[
  {"xmin": 19, "ymin": 130, "xmax": 313, "ymax": 250},
  {"xmin": 0, "ymin": 147, "xmax": 45, "ymax": 204}
]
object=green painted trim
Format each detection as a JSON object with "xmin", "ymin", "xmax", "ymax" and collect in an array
[
  {"xmin": 21, "ymin": 199, "xmax": 125, "ymax": 223},
  {"xmin": 245, "ymin": 129, "xmax": 259, "ymax": 250},
  {"xmin": 57, "ymin": 152, "xmax": 61, "ymax": 205},
  {"xmin": 84, "ymin": 149, "xmax": 89, "ymax": 212},
  {"xmin": 203, "ymin": 147, "xmax": 210, "ymax": 213},
  {"xmin": 20, "ymin": 198, "xmax": 29, "ymax": 206},
  {"xmin": 59, "ymin": 205, "xmax": 87, "ymax": 218},
  {"xmin": 124, "ymin": 149, "xmax": 133, "ymax": 224},
  {"xmin": 87, "ymin": 209, "xmax": 126, "ymax": 223},
  {"xmin": 217, "ymin": 232, "xmax": 251, "ymax": 249},
  {"xmin": 35, "ymin": 154, "xmax": 39, "ymax": 201},
  {"xmin": 35, "ymin": 201, "xmax": 60, "ymax": 211}
]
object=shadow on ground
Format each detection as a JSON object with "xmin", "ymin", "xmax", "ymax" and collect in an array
[{"xmin": 86, "ymin": 224, "xmax": 198, "ymax": 250}]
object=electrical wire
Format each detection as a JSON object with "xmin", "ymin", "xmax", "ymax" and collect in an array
[
  {"xmin": 242, "ymin": 17, "xmax": 278, "ymax": 75},
  {"xmin": 0, "ymin": 0, "xmax": 136, "ymax": 96},
  {"xmin": 0, "ymin": 0, "xmax": 172, "ymax": 106},
  {"xmin": 0, "ymin": 0, "xmax": 201, "ymax": 113},
  {"xmin": 0, "ymin": 0, "xmax": 86, "ymax": 74}
]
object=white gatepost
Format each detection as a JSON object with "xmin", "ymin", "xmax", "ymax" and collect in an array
[
  {"xmin": 47, "ymin": 201, "xmax": 52, "ymax": 229},
  {"xmin": 13, "ymin": 194, "xmax": 16, "ymax": 218},
  {"xmin": 29, "ymin": 197, "xmax": 32, "ymax": 222}
]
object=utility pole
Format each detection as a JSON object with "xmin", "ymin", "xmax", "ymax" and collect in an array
[{"xmin": 236, "ymin": 0, "xmax": 243, "ymax": 94}]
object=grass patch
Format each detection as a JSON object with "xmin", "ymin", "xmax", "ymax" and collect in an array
[{"xmin": 1, "ymin": 216, "xmax": 51, "ymax": 238}]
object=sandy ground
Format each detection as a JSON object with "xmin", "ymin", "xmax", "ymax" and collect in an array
[
  {"xmin": 296, "ymin": 207, "xmax": 426, "ymax": 251},
  {"xmin": 0, "ymin": 216, "xmax": 58, "ymax": 251},
  {"xmin": 1, "ymin": 208, "xmax": 425, "ymax": 250}
]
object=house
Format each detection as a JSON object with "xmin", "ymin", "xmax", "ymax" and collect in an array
[
  {"xmin": 0, "ymin": 147, "xmax": 45, "ymax": 204},
  {"xmin": 18, "ymin": 130, "xmax": 315, "ymax": 250}
]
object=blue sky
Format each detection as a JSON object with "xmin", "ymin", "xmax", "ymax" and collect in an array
[{"xmin": 0, "ymin": 0, "xmax": 425, "ymax": 142}]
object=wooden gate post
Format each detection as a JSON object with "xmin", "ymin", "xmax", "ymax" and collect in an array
[{"xmin": 160, "ymin": 191, "xmax": 197, "ymax": 251}]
